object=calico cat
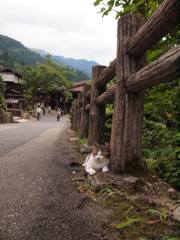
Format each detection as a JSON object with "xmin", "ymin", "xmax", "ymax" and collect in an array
[{"xmin": 82, "ymin": 144, "xmax": 110, "ymax": 175}]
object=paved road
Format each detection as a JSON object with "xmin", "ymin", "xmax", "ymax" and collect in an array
[
  {"xmin": 0, "ymin": 114, "xmax": 63, "ymax": 157},
  {"xmin": 0, "ymin": 115, "xmax": 108, "ymax": 240}
]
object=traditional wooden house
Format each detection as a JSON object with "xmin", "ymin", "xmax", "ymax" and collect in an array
[
  {"xmin": 68, "ymin": 81, "xmax": 90, "ymax": 99},
  {"xmin": 0, "ymin": 68, "xmax": 25, "ymax": 116}
]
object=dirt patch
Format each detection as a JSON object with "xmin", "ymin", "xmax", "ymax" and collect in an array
[
  {"xmin": 50, "ymin": 127, "xmax": 113, "ymax": 240},
  {"xmin": 69, "ymin": 131, "xmax": 180, "ymax": 240}
]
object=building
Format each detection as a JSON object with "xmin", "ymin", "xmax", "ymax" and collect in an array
[
  {"xmin": 0, "ymin": 68, "xmax": 25, "ymax": 116},
  {"xmin": 68, "ymin": 80, "xmax": 91, "ymax": 99}
]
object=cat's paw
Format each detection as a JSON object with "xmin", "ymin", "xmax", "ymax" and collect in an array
[
  {"xmin": 102, "ymin": 165, "xmax": 109, "ymax": 173},
  {"xmin": 87, "ymin": 169, "xmax": 96, "ymax": 175}
]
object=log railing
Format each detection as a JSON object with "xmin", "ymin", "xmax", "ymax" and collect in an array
[
  {"xmin": 96, "ymin": 84, "xmax": 116, "ymax": 106},
  {"xmin": 95, "ymin": 59, "xmax": 116, "ymax": 88},
  {"xmin": 70, "ymin": 0, "xmax": 180, "ymax": 174}
]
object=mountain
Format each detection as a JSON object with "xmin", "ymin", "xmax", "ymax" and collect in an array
[
  {"xmin": 0, "ymin": 34, "xmax": 44, "ymax": 68},
  {"xmin": 0, "ymin": 34, "xmax": 97, "ymax": 79},
  {"xmin": 32, "ymin": 49, "xmax": 98, "ymax": 77},
  {"xmin": 51, "ymin": 56, "xmax": 97, "ymax": 77}
]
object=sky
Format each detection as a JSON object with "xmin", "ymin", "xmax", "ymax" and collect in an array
[{"xmin": 0, "ymin": 0, "xmax": 117, "ymax": 65}]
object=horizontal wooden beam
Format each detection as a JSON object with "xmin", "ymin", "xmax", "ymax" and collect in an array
[
  {"xmin": 126, "ymin": 46, "xmax": 180, "ymax": 92},
  {"xmin": 128, "ymin": 0, "xmax": 180, "ymax": 57},
  {"xmin": 96, "ymin": 85, "xmax": 116, "ymax": 106},
  {"xmin": 95, "ymin": 59, "xmax": 116, "ymax": 88}
]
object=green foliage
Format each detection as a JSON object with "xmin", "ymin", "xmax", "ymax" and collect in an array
[
  {"xmin": 115, "ymin": 217, "xmax": 141, "ymax": 229},
  {"xmin": 105, "ymin": 104, "xmax": 113, "ymax": 140},
  {"xmin": 0, "ymin": 35, "xmax": 44, "ymax": 69},
  {"xmin": 65, "ymin": 67, "xmax": 90, "ymax": 82},
  {"xmin": 80, "ymin": 181, "xmax": 94, "ymax": 192},
  {"xmin": 93, "ymin": 0, "xmax": 163, "ymax": 19},
  {"xmin": 22, "ymin": 58, "xmax": 72, "ymax": 102},
  {"xmin": 143, "ymin": 80, "xmax": 180, "ymax": 190},
  {"xmin": 64, "ymin": 90, "xmax": 73, "ymax": 102},
  {"xmin": 0, "ymin": 34, "xmax": 91, "ymax": 82},
  {"xmin": 146, "ymin": 208, "xmax": 168, "ymax": 223},
  {"xmin": 99, "ymin": 185, "xmax": 116, "ymax": 194},
  {"xmin": 93, "ymin": 0, "xmax": 180, "ymax": 63},
  {"xmin": 78, "ymin": 138, "xmax": 88, "ymax": 145},
  {"xmin": 163, "ymin": 238, "xmax": 180, "ymax": 240}
]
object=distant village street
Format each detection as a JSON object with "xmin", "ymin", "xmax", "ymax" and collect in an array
[{"xmin": 0, "ymin": 116, "xmax": 106, "ymax": 240}]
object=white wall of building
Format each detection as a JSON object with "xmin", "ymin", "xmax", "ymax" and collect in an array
[{"xmin": 0, "ymin": 73, "xmax": 20, "ymax": 83}]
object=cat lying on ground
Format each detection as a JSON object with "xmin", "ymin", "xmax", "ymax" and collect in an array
[{"xmin": 82, "ymin": 144, "xmax": 110, "ymax": 175}]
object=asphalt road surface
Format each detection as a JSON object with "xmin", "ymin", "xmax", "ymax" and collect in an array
[{"xmin": 0, "ymin": 115, "xmax": 108, "ymax": 240}]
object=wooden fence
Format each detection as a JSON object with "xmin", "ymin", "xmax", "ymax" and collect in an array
[{"xmin": 70, "ymin": 0, "xmax": 180, "ymax": 173}]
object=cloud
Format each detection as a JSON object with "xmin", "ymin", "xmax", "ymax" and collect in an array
[{"xmin": 0, "ymin": 0, "xmax": 117, "ymax": 65}]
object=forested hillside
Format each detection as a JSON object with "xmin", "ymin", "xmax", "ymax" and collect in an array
[
  {"xmin": 0, "ymin": 34, "xmax": 90, "ymax": 82},
  {"xmin": 51, "ymin": 55, "xmax": 97, "ymax": 77},
  {"xmin": 0, "ymin": 34, "xmax": 44, "ymax": 68},
  {"xmin": 32, "ymin": 49, "xmax": 98, "ymax": 77},
  {"xmin": 32, "ymin": 49, "xmax": 98, "ymax": 78}
]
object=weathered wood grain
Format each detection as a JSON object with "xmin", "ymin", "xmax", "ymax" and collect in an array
[
  {"xmin": 85, "ymin": 103, "xmax": 90, "ymax": 111},
  {"xmin": 88, "ymin": 66, "xmax": 106, "ymax": 145},
  {"xmin": 96, "ymin": 84, "xmax": 116, "ymax": 106},
  {"xmin": 111, "ymin": 14, "xmax": 147, "ymax": 173},
  {"xmin": 127, "ymin": 46, "xmax": 180, "ymax": 92},
  {"xmin": 73, "ymin": 99, "xmax": 78, "ymax": 131},
  {"xmin": 95, "ymin": 60, "xmax": 116, "ymax": 88},
  {"xmin": 79, "ymin": 84, "xmax": 90, "ymax": 138},
  {"xmin": 76, "ymin": 93, "xmax": 82, "ymax": 133}
]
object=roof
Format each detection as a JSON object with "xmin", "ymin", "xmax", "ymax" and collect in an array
[
  {"xmin": 68, "ymin": 80, "xmax": 91, "ymax": 93},
  {"xmin": 73, "ymin": 80, "xmax": 89, "ymax": 87},
  {"xmin": 70, "ymin": 85, "xmax": 84, "ymax": 93}
]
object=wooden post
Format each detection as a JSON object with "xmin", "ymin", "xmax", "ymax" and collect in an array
[
  {"xmin": 80, "ymin": 84, "xmax": 90, "ymax": 138},
  {"xmin": 88, "ymin": 65, "xmax": 106, "ymax": 146},
  {"xmin": 73, "ymin": 99, "xmax": 78, "ymax": 131},
  {"xmin": 76, "ymin": 93, "xmax": 82, "ymax": 134},
  {"xmin": 110, "ymin": 14, "xmax": 146, "ymax": 173},
  {"xmin": 70, "ymin": 100, "xmax": 75, "ymax": 130},
  {"xmin": 71, "ymin": 100, "xmax": 75, "ymax": 130}
]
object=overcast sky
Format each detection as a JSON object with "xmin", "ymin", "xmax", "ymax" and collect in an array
[{"xmin": 0, "ymin": 0, "xmax": 117, "ymax": 65}]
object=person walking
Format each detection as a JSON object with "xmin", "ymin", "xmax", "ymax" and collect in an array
[
  {"xmin": 36, "ymin": 105, "xmax": 41, "ymax": 120},
  {"xmin": 57, "ymin": 108, "xmax": 61, "ymax": 121},
  {"xmin": 48, "ymin": 105, "xmax": 51, "ymax": 114}
]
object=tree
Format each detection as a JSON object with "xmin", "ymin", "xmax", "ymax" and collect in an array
[
  {"xmin": 23, "ymin": 58, "xmax": 72, "ymax": 104},
  {"xmin": 94, "ymin": 0, "xmax": 162, "ymax": 18},
  {"xmin": 93, "ymin": 0, "xmax": 180, "ymax": 60}
]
